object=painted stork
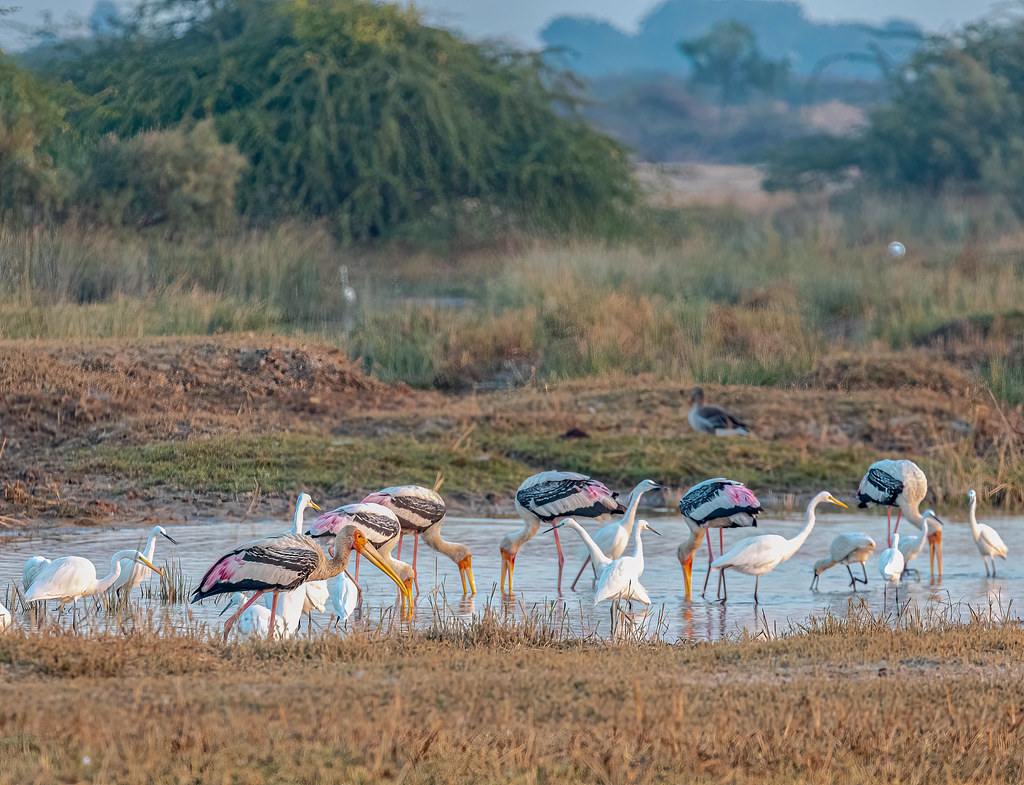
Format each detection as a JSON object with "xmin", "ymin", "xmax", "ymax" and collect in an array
[
  {"xmin": 687, "ymin": 388, "xmax": 749, "ymax": 436},
  {"xmin": 24, "ymin": 550, "xmax": 161, "ymax": 617},
  {"xmin": 676, "ymin": 518, "xmax": 706, "ymax": 601},
  {"xmin": 856, "ymin": 459, "xmax": 933, "ymax": 548},
  {"xmin": 501, "ymin": 470, "xmax": 621, "ymax": 594},
  {"xmin": 307, "ymin": 501, "xmax": 414, "ymax": 612},
  {"xmin": 878, "ymin": 533, "xmax": 905, "ymax": 605},
  {"xmin": 968, "ymin": 490, "xmax": 1008, "ymax": 577},
  {"xmin": 568, "ymin": 478, "xmax": 663, "ymax": 591},
  {"xmin": 362, "ymin": 485, "xmax": 474, "ymax": 596},
  {"xmin": 192, "ymin": 526, "xmax": 407, "ymax": 641},
  {"xmin": 545, "ymin": 518, "xmax": 651, "ymax": 603},
  {"xmin": 896, "ymin": 511, "xmax": 942, "ymax": 577},
  {"xmin": 678, "ymin": 478, "xmax": 762, "ymax": 599},
  {"xmin": 811, "ymin": 532, "xmax": 876, "ymax": 591},
  {"xmin": 110, "ymin": 526, "xmax": 179, "ymax": 598},
  {"xmin": 711, "ymin": 491, "xmax": 847, "ymax": 603}
]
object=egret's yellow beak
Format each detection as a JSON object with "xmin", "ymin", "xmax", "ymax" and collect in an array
[
  {"xmin": 310, "ymin": 501, "xmax": 323, "ymax": 512},
  {"xmin": 827, "ymin": 495, "xmax": 849, "ymax": 508},
  {"xmin": 135, "ymin": 555, "xmax": 162, "ymax": 577}
]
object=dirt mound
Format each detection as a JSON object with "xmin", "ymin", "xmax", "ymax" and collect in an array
[{"xmin": 798, "ymin": 353, "xmax": 977, "ymax": 395}]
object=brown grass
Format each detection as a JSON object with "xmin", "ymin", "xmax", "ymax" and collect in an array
[{"xmin": 2, "ymin": 607, "xmax": 1024, "ymax": 783}]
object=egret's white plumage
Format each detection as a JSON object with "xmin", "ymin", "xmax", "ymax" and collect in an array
[
  {"xmin": 223, "ymin": 592, "xmax": 290, "ymax": 638},
  {"xmin": 302, "ymin": 580, "xmax": 329, "ymax": 614},
  {"xmin": 24, "ymin": 550, "xmax": 161, "ymax": 605},
  {"xmin": 896, "ymin": 511, "xmax": 942, "ymax": 575},
  {"xmin": 878, "ymin": 533, "xmax": 905, "ymax": 604},
  {"xmin": 501, "ymin": 470, "xmax": 620, "ymax": 594},
  {"xmin": 594, "ymin": 520, "xmax": 659, "ymax": 607},
  {"xmin": 549, "ymin": 518, "xmax": 650, "ymax": 603},
  {"xmin": 22, "ymin": 555, "xmax": 50, "ymax": 590},
  {"xmin": 111, "ymin": 525, "xmax": 179, "ymax": 598},
  {"xmin": 968, "ymin": 489, "xmax": 1008, "ymax": 577},
  {"xmin": 569, "ymin": 479, "xmax": 662, "ymax": 590},
  {"xmin": 712, "ymin": 491, "xmax": 848, "ymax": 603},
  {"xmin": 811, "ymin": 532, "xmax": 876, "ymax": 591},
  {"xmin": 327, "ymin": 572, "xmax": 360, "ymax": 627}
]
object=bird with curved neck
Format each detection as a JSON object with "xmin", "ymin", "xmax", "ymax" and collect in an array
[
  {"xmin": 676, "ymin": 518, "xmax": 706, "ymax": 601},
  {"xmin": 968, "ymin": 489, "xmax": 1008, "ymax": 577},
  {"xmin": 711, "ymin": 491, "xmax": 848, "ymax": 603},
  {"xmin": 595, "ymin": 520, "xmax": 660, "ymax": 608},
  {"xmin": 878, "ymin": 533, "xmax": 905, "ymax": 605},
  {"xmin": 811, "ymin": 532, "xmax": 875, "ymax": 591},
  {"xmin": 545, "ymin": 518, "xmax": 651, "ymax": 603},
  {"xmin": 856, "ymin": 459, "xmax": 928, "ymax": 548},
  {"xmin": 289, "ymin": 493, "xmax": 323, "ymax": 534},
  {"xmin": 192, "ymin": 525, "xmax": 408, "ymax": 641},
  {"xmin": 419, "ymin": 524, "xmax": 475, "ymax": 595},
  {"xmin": 25, "ymin": 550, "xmax": 162, "ymax": 605},
  {"xmin": 569, "ymin": 479, "xmax": 663, "ymax": 591},
  {"xmin": 111, "ymin": 525, "xmax": 179, "ymax": 598},
  {"xmin": 896, "ymin": 511, "xmax": 942, "ymax": 576}
]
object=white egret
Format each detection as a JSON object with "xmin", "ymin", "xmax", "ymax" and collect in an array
[
  {"xmin": 594, "ymin": 520, "xmax": 660, "ymax": 608},
  {"xmin": 0, "ymin": 602, "xmax": 10, "ymax": 631},
  {"xmin": 968, "ymin": 489, "xmax": 1008, "ymax": 577},
  {"xmin": 111, "ymin": 525, "xmax": 179, "ymax": 598},
  {"xmin": 711, "ymin": 491, "xmax": 848, "ymax": 603},
  {"xmin": 568, "ymin": 478, "xmax": 663, "ymax": 590},
  {"xmin": 501, "ymin": 470, "xmax": 621, "ymax": 594},
  {"xmin": 878, "ymin": 533, "xmax": 905, "ymax": 604},
  {"xmin": 22, "ymin": 556, "xmax": 49, "ymax": 590},
  {"xmin": 327, "ymin": 572, "xmax": 360, "ymax": 628},
  {"xmin": 811, "ymin": 532, "xmax": 876, "ymax": 591},
  {"xmin": 545, "ymin": 518, "xmax": 651, "ymax": 604}
]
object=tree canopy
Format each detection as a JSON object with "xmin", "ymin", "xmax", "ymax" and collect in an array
[{"xmin": 40, "ymin": 0, "xmax": 636, "ymax": 240}]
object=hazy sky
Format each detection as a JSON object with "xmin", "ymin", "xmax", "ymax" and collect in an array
[{"xmin": 3, "ymin": 0, "xmax": 1004, "ymax": 50}]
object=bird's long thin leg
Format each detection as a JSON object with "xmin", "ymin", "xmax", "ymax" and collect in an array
[
  {"xmin": 754, "ymin": 575, "xmax": 759, "ymax": 605},
  {"xmin": 846, "ymin": 564, "xmax": 857, "ymax": 590},
  {"xmin": 993, "ymin": 559, "xmax": 997, "ymax": 578},
  {"xmin": 893, "ymin": 509, "xmax": 902, "ymax": 538},
  {"xmin": 552, "ymin": 524, "xmax": 566, "ymax": 593},
  {"xmin": 412, "ymin": 533, "xmax": 420, "ymax": 595},
  {"xmin": 223, "ymin": 590, "xmax": 266, "ymax": 641},
  {"xmin": 571, "ymin": 556, "xmax": 591, "ymax": 592},
  {"xmin": 396, "ymin": 533, "xmax": 403, "ymax": 560},
  {"xmin": 702, "ymin": 533, "xmax": 715, "ymax": 597},
  {"xmin": 861, "ymin": 563, "xmax": 868, "ymax": 584},
  {"xmin": 887, "ymin": 507, "xmax": 892, "ymax": 547},
  {"xmin": 267, "ymin": 592, "xmax": 280, "ymax": 641},
  {"xmin": 718, "ymin": 530, "xmax": 726, "ymax": 599}
]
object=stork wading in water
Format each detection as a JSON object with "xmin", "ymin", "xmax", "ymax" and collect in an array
[
  {"xmin": 811, "ymin": 532, "xmax": 876, "ymax": 591},
  {"xmin": 856, "ymin": 460, "xmax": 939, "ymax": 566},
  {"xmin": 878, "ymin": 533, "xmax": 905, "ymax": 605},
  {"xmin": 110, "ymin": 525, "xmax": 179, "ymax": 599},
  {"xmin": 686, "ymin": 388, "xmax": 749, "ymax": 436},
  {"xmin": 307, "ymin": 501, "xmax": 415, "ymax": 613},
  {"xmin": 193, "ymin": 525, "xmax": 408, "ymax": 641},
  {"xmin": 967, "ymin": 489, "xmax": 1008, "ymax": 577},
  {"xmin": 24, "ymin": 550, "xmax": 161, "ymax": 625},
  {"xmin": 896, "ymin": 511, "xmax": 943, "ymax": 578},
  {"xmin": 502, "ymin": 470, "xmax": 621, "ymax": 594},
  {"xmin": 678, "ymin": 478, "xmax": 762, "ymax": 600},
  {"xmin": 568, "ymin": 478, "xmax": 663, "ymax": 591},
  {"xmin": 545, "ymin": 518, "xmax": 652, "ymax": 604},
  {"xmin": 362, "ymin": 485, "xmax": 474, "ymax": 596},
  {"xmin": 711, "ymin": 491, "xmax": 848, "ymax": 603}
]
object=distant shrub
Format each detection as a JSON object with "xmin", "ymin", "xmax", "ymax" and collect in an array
[{"xmin": 77, "ymin": 120, "xmax": 246, "ymax": 231}]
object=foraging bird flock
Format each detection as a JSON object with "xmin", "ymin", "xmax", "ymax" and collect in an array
[{"xmin": 1, "ymin": 392, "xmax": 1013, "ymax": 639}]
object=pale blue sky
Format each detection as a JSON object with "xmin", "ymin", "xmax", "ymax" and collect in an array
[{"xmin": 2, "ymin": 0, "xmax": 1004, "ymax": 50}]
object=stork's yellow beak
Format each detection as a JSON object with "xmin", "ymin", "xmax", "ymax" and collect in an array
[
  {"xmin": 355, "ymin": 538, "xmax": 409, "ymax": 601},
  {"xmin": 458, "ymin": 554, "xmax": 475, "ymax": 596},
  {"xmin": 681, "ymin": 553, "xmax": 693, "ymax": 600}
]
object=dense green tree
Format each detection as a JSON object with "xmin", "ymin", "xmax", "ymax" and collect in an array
[
  {"xmin": 679, "ymin": 21, "xmax": 789, "ymax": 105},
  {"xmin": 47, "ymin": 0, "xmax": 637, "ymax": 241}
]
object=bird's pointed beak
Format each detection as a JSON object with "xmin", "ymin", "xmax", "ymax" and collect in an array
[
  {"xmin": 500, "ymin": 549, "xmax": 514, "ymax": 594},
  {"xmin": 310, "ymin": 501, "xmax": 323, "ymax": 512},
  {"xmin": 681, "ymin": 553, "xmax": 693, "ymax": 600},
  {"xmin": 928, "ymin": 528, "xmax": 943, "ymax": 577},
  {"xmin": 355, "ymin": 539, "xmax": 408, "ymax": 601},
  {"xmin": 458, "ymin": 554, "xmax": 475, "ymax": 596},
  {"xmin": 827, "ymin": 495, "xmax": 849, "ymax": 508},
  {"xmin": 134, "ymin": 555, "xmax": 162, "ymax": 576},
  {"xmin": 647, "ymin": 524, "xmax": 661, "ymax": 536},
  {"xmin": 161, "ymin": 532, "xmax": 180, "ymax": 545},
  {"xmin": 542, "ymin": 524, "xmax": 560, "ymax": 535}
]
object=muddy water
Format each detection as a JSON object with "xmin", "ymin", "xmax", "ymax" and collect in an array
[{"xmin": 1, "ymin": 510, "xmax": 1020, "ymax": 641}]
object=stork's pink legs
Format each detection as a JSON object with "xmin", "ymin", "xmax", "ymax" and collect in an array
[
  {"xmin": 553, "ymin": 525, "xmax": 566, "ymax": 593},
  {"xmin": 412, "ymin": 533, "xmax": 420, "ymax": 594},
  {"xmin": 267, "ymin": 592, "xmax": 280, "ymax": 641},
  {"xmin": 571, "ymin": 555, "xmax": 592, "ymax": 591},
  {"xmin": 396, "ymin": 533, "xmax": 403, "ymax": 559}
]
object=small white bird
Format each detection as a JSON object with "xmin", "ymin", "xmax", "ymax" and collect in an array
[
  {"xmin": 222, "ymin": 592, "xmax": 290, "ymax": 639},
  {"xmin": 968, "ymin": 489, "xmax": 1008, "ymax": 577},
  {"xmin": 111, "ymin": 525, "xmax": 179, "ymax": 598},
  {"xmin": 327, "ymin": 572, "xmax": 361, "ymax": 628},
  {"xmin": 594, "ymin": 520, "xmax": 660, "ymax": 608},
  {"xmin": 811, "ymin": 532, "xmax": 876, "ymax": 591},
  {"xmin": 547, "ymin": 518, "xmax": 651, "ymax": 604},
  {"xmin": 878, "ymin": 533, "xmax": 905, "ymax": 604},
  {"xmin": 712, "ymin": 491, "xmax": 848, "ymax": 603},
  {"xmin": 897, "ymin": 511, "xmax": 942, "ymax": 576}
]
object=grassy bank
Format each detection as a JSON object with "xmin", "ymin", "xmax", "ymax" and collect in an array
[
  {"xmin": 3, "ymin": 195, "xmax": 1024, "ymax": 401},
  {"xmin": 2, "ymin": 607, "xmax": 1024, "ymax": 783}
]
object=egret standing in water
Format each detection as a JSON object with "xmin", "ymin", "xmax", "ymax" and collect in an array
[
  {"xmin": 595, "ymin": 520, "xmax": 660, "ymax": 627},
  {"xmin": 711, "ymin": 491, "xmax": 848, "ymax": 603},
  {"xmin": 0, "ymin": 602, "xmax": 10, "ymax": 631},
  {"xmin": 878, "ymin": 534, "xmax": 905, "ymax": 605},
  {"xmin": 545, "ymin": 518, "xmax": 652, "ymax": 604},
  {"xmin": 967, "ymin": 489, "xmax": 1008, "ymax": 577},
  {"xmin": 896, "ymin": 512, "xmax": 942, "ymax": 577},
  {"xmin": 111, "ymin": 526, "xmax": 179, "ymax": 599},
  {"xmin": 811, "ymin": 532, "xmax": 876, "ymax": 591}
]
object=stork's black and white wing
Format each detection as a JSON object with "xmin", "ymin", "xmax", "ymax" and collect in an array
[
  {"xmin": 679, "ymin": 478, "xmax": 762, "ymax": 527},
  {"xmin": 857, "ymin": 464, "xmax": 904, "ymax": 508},
  {"xmin": 307, "ymin": 502, "xmax": 400, "ymax": 548},
  {"xmin": 191, "ymin": 532, "xmax": 322, "ymax": 602},
  {"xmin": 515, "ymin": 470, "xmax": 620, "ymax": 522},
  {"xmin": 363, "ymin": 485, "xmax": 446, "ymax": 534}
]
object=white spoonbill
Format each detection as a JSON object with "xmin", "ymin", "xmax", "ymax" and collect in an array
[
  {"xmin": 856, "ymin": 459, "xmax": 931, "ymax": 552},
  {"xmin": 896, "ymin": 511, "xmax": 943, "ymax": 577},
  {"xmin": 678, "ymin": 478, "xmax": 762, "ymax": 599},
  {"xmin": 24, "ymin": 550, "xmax": 161, "ymax": 608},
  {"xmin": 569, "ymin": 478, "xmax": 663, "ymax": 590},
  {"xmin": 676, "ymin": 518, "xmax": 706, "ymax": 601},
  {"xmin": 501, "ymin": 470, "xmax": 621, "ymax": 594},
  {"xmin": 110, "ymin": 525, "xmax": 179, "ymax": 598},
  {"xmin": 711, "ymin": 491, "xmax": 848, "ymax": 603},
  {"xmin": 545, "ymin": 518, "xmax": 651, "ymax": 604},
  {"xmin": 687, "ymin": 388, "xmax": 749, "ymax": 435},
  {"xmin": 811, "ymin": 532, "xmax": 876, "ymax": 591},
  {"xmin": 193, "ymin": 526, "xmax": 408, "ymax": 641},
  {"xmin": 968, "ymin": 489, "xmax": 1008, "ymax": 577},
  {"xmin": 878, "ymin": 533, "xmax": 905, "ymax": 604},
  {"xmin": 594, "ymin": 520, "xmax": 661, "ymax": 608}
]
